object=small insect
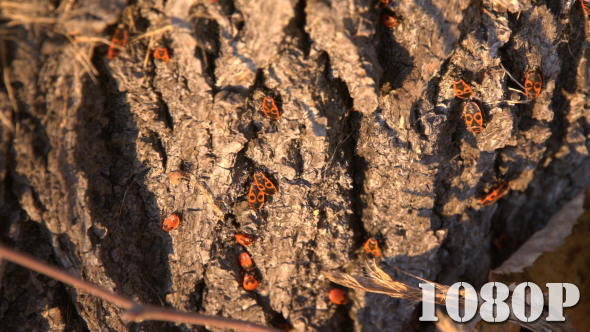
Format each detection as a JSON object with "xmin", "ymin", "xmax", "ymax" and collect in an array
[
  {"xmin": 380, "ymin": 0, "xmax": 390, "ymax": 7},
  {"xmin": 328, "ymin": 288, "xmax": 348, "ymax": 305},
  {"xmin": 162, "ymin": 213, "xmax": 181, "ymax": 232},
  {"xmin": 243, "ymin": 273, "xmax": 259, "ymax": 290},
  {"xmin": 480, "ymin": 181, "xmax": 509, "ymax": 206},
  {"xmin": 381, "ymin": 12, "xmax": 397, "ymax": 29},
  {"xmin": 247, "ymin": 183, "xmax": 265, "ymax": 210},
  {"xmin": 463, "ymin": 101, "xmax": 483, "ymax": 133},
  {"xmin": 276, "ymin": 323, "xmax": 292, "ymax": 332},
  {"xmin": 452, "ymin": 79, "xmax": 473, "ymax": 99},
  {"xmin": 153, "ymin": 46, "xmax": 170, "ymax": 62},
  {"xmin": 582, "ymin": 0, "xmax": 590, "ymax": 15},
  {"xmin": 168, "ymin": 170, "xmax": 186, "ymax": 185},
  {"xmin": 364, "ymin": 238, "xmax": 381, "ymax": 257},
  {"xmin": 261, "ymin": 97, "xmax": 280, "ymax": 120},
  {"xmin": 235, "ymin": 233, "xmax": 254, "ymax": 246},
  {"xmin": 107, "ymin": 26, "xmax": 128, "ymax": 60},
  {"xmin": 524, "ymin": 72, "xmax": 542, "ymax": 99},
  {"xmin": 239, "ymin": 251, "xmax": 254, "ymax": 271},
  {"xmin": 253, "ymin": 172, "xmax": 278, "ymax": 195},
  {"xmin": 493, "ymin": 233, "xmax": 506, "ymax": 250}
]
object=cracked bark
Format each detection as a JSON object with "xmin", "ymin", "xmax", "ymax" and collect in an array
[{"xmin": 1, "ymin": 0, "xmax": 590, "ymax": 331}]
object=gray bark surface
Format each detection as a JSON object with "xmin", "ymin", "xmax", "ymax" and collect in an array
[{"xmin": 1, "ymin": 0, "xmax": 589, "ymax": 331}]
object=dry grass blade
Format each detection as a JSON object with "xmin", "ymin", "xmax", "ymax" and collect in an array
[
  {"xmin": 326, "ymin": 265, "xmax": 575, "ymax": 332},
  {"xmin": 131, "ymin": 26, "xmax": 175, "ymax": 43},
  {"xmin": 325, "ymin": 262, "xmax": 421, "ymax": 301}
]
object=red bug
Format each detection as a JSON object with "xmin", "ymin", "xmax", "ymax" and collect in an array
[
  {"xmin": 253, "ymin": 172, "xmax": 278, "ymax": 195},
  {"xmin": 364, "ymin": 238, "xmax": 381, "ymax": 257},
  {"xmin": 107, "ymin": 26, "xmax": 128, "ymax": 60},
  {"xmin": 524, "ymin": 72, "xmax": 542, "ymax": 99},
  {"xmin": 247, "ymin": 183, "xmax": 265, "ymax": 210},
  {"xmin": 381, "ymin": 12, "xmax": 397, "ymax": 29},
  {"xmin": 582, "ymin": 0, "xmax": 590, "ymax": 15},
  {"xmin": 243, "ymin": 273, "xmax": 259, "ymax": 290},
  {"xmin": 463, "ymin": 101, "xmax": 483, "ymax": 133},
  {"xmin": 380, "ymin": 0, "xmax": 390, "ymax": 7},
  {"xmin": 480, "ymin": 181, "xmax": 509, "ymax": 206},
  {"xmin": 153, "ymin": 46, "xmax": 170, "ymax": 62},
  {"xmin": 162, "ymin": 213, "xmax": 181, "ymax": 232},
  {"xmin": 239, "ymin": 251, "xmax": 254, "ymax": 271},
  {"xmin": 493, "ymin": 233, "xmax": 507, "ymax": 250},
  {"xmin": 453, "ymin": 79, "xmax": 473, "ymax": 99},
  {"xmin": 235, "ymin": 233, "xmax": 254, "ymax": 246},
  {"xmin": 261, "ymin": 97, "xmax": 280, "ymax": 120},
  {"xmin": 328, "ymin": 288, "xmax": 348, "ymax": 305}
]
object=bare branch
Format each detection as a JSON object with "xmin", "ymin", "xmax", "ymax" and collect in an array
[{"xmin": 0, "ymin": 244, "xmax": 280, "ymax": 332}]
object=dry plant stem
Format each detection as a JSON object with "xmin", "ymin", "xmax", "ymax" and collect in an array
[
  {"xmin": 143, "ymin": 36, "xmax": 154, "ymax": 69},
  {"xmin": 0, "ymin": 245, "xmax": 280, "ymax": 332},
  {"xmin": 131, "ymin": 26, "xmax": 174, "ymax": 42}
]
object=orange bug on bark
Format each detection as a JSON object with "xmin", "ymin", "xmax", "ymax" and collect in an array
[
  {"xmin": 235, "ymin": 233, "xmax": 254, "ymax": 246},
  {"xmin": 364, "ymin": 238, "xmax": 381, "ymax": 257},
  {"xmin": 247, "ymin": 183, "xmax": 265, "ymax": 210},
  {"xmin": 524, "ymin": 72, "xmax": 542, "ymax": 99},
  {"xmin": 480, "ymin": 181, "xmax": 509, "ymax": 206},
  {"xmin": 243, "ymin": 273, "xmax": 259, "ymax": 290},
  {"xmin": 153, "ymin": 46, "xmax": 170, "ymax": 62},
  {"xmin": 381, "ymin": 12, "xmax": 397, "ymax": 29},
  {"xmin": 463, "ymin": 101, "xmax": 483, "ymax": 134},
  {"xmin": 453, "ymin": 79, "xmax": 473, "ymax": 99},
  {"xmin": 107, "ymin": 25, "xmax": 128, "ymax": 60},
  {"xmin": 328, "ymin": 288, "xmax": 348, "ymax": 305},
  {"xmin": 239, "ymin": 251, "xmax": 254, "ymax": 271},
  {"xmin": 261, "ymin": 97, "xmax": 280, "ymax": 120},
  {"xmin": 162, "ymin": 213, "xmax": 181, "ymax": 232},
  {"xmin": 253, "ymin": 172, "xmax": 278, "ymax": 195}
]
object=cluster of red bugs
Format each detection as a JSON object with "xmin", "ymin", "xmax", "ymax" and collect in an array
[
  {"xmin": 452, "ymin": 71, "xmax": 541, "ymax": 205},
  {"xmin": 452, "ymin": 79, "xmax": 483, "ymax": 134},
  {"xmin": 239, "ymin": 251, "xmax": 259, "ymax": 290},
  {"xmin": 234, "ymin": 233, "xmax": 259, "ymax": 290},
  {"xmin": 107, "ymin": 24, "xmax": 170, "ymax": 62},
  {"xmin": 582, "ymin": 0, "xmax": 590, "ymax": 15},
  {"xmin": 247, "ymin": 172, "xmax": 278, "ymax": 210},
  {"xmin": 453, "ymin": 71, "xmax": 543, "ymax": 134}
]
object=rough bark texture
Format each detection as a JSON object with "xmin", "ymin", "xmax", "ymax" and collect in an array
[{"xmin": 1, "ymin": 0, "xmax": 589, "ymax": 331}]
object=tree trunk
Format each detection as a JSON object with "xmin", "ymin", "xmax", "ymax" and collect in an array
[{"xmin": 1, "ymin": 0, "xmax": 589, "ymax": 331}]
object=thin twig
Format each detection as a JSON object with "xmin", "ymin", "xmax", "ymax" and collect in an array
[
  {"xmin": 64, "ymin": 34, "xmax": 98, "ymax": 83},
  {"xmin": 501, "ymin": 63, "xmax": 527, "ymax": 92},
  {"xmin": 143, "ymin": 36, "xmax": 154, "ymax": 69},
  {"xmin": 0, "ymin": 245, "xmax": 279, "ymax": 332},
  {"xmin": 73, "ymin": 36, "xmax": 117, "ymax": 47}
]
